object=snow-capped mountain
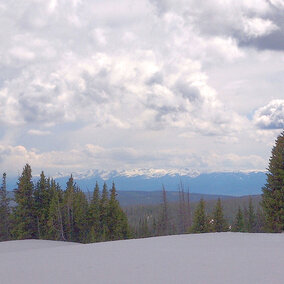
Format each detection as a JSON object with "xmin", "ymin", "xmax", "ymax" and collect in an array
[
  {"xmin": 54, "ymin": 168, "xmax": 200, "ymax": 180},
  {"xmin": 53, "ymin": 169, "xmax": 266, "ymax": 196},
  {"xmin": 7, "ymin": 168, "xmax": 266, "ymax": 196}
]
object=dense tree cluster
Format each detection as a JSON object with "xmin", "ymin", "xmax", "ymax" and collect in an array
[
  {"xmin": 132, "ymin": 189, "xmax": 264, "ymax": 238},
  {"xmin": 190, "ymin": 198, "xmax": 229, "ymax": 233},
  {"xmin": 0, "ymin": 164, "xmax": 130, "ymax": 243}
]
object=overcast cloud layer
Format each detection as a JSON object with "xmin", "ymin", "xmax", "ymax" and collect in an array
[{"xmin": 0, "ymin": 0, "xmax": 283, "ymax": 176}]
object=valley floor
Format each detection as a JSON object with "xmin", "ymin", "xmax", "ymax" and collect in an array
[{"xmin": 0, "ymin": 233, "xmax": 283, "ymax": 284}]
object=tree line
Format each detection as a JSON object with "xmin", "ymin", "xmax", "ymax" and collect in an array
[
  {"xmin": 0, "ymin": 131, "xmax": 283, "ymax": 242},
  {"xmin": 133, "ymin": 192, "xmax": 263, "ymax": 238},
  {"xmin": 0, "ymin": 164, "xmax": 130, "ymax": 242},
  {"xmin": 134, "ymin": 130, "xmax": 284, "ymax": 237}
]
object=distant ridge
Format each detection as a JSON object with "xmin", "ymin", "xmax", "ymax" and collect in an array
[{"xmin": 6, "ymin": 169, "xmax": 266, "ymax": 196}]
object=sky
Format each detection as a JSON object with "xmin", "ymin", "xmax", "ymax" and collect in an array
[{"xmin": 0, "ymin": 0, "xmax": 284, "ymax": 176}]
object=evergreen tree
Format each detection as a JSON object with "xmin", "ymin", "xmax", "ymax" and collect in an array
[
  {"xmin": 232, "ymin": 206, "xmax": 244, "ymax": 232},
  {"xmin": 12, "ymin": 164, "xmax": 37, "ymax": 239},
  {"xmin": 47, "ymin": 181, "xmax": 65, "ymax": 240},
  {"xmin": 73, "ymin": 187, "xmax": 89, "ymax": 243},
  {"xmin": 246, "ymin": 197, "xmax": 256, "ymax": 232},
  {"xmin": 212, "ymin": 198, "xmax": 228, "ymax": 232},
  {"xmin": 87, "ymin": 181, "xmax": 100, "ymax": 242},
  {"xmin": 100, "ymin": 182, "xmax": 109, "ymax": 241},
  {"xmin": 191, "ymin": 198, "xmax": 209, "ymax": 233},
  {"xmin": 107, "ymin": 182, "xmax": 120, "ymax": 240},
  {"xmin": 107, "ymin": 182, "xmax": 131, "ymax": 240},
  {"xmin": 262, "ymin": 131, "xmax": 284, "ymax": 232},
  {"xmin": 0, "ymin": 173, "xmax": 10, "ymax": 241},
  {"xmin": 63, "ymin": 175, "xmax": 75, "ymax": 241},
  {"xmin": 117, "ymin": 208, "xmax": 131, "ymax": 239},
  {"xmin": 34, "ymin": 171, "xmax": 51, "ymax": 239}
]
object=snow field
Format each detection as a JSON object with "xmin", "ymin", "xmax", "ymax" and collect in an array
[{"xmin": 0, "ymin": 233, "xmax": 284, "ymax": 284}]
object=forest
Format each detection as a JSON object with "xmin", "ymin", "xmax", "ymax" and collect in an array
[{"xmin": 0, "ymin": 131, "xmax": 283, "ymax": 242}]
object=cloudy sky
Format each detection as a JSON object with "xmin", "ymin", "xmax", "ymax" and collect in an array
[{"xmin": 0, "ymin": 0, "xmax": 284, "ymax": 176}]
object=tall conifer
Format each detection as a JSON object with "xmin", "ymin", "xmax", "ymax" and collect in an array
[
  {"xmin": 212, "ymin": 198, "xmax": 228, "ymax": 232},
  {"xmin": 100, "ymin": 182, "xmax": 109, "ymax": 241},
  {"xmin": 87, "ymin": 181, "xmax": 100, "ymax": 242},
  {"xmin": 0, "ymin": 173, "xmax": 10, "ymax": 241},
  {"xmin": 262, "ymin": 131, "xmax": 284, "ymax": 232},
  {"xmin": 232, "ymin": 206, "xmax": 244, "ymax": 232},
  {"xmin": 191, "ymin": 198, "xmax": 209, "ymax": 233},
  {"xmin": 12, "ymin": 164, "xmax": 37, "ymax": 239}
]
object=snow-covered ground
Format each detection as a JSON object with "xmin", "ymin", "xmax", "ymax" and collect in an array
[{"xmin": 0, "ymin": 233, "xmax": 283, "ymax": 284}]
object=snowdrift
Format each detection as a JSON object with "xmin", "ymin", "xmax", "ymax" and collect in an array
[{"xmin": 0, "ymin": 233, "xmax": 283, "ymax": 284}]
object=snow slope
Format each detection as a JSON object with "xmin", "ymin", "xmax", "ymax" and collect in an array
[{"xmin": 0, "ymin": 233, "xmax": 283, "ymax": 284}]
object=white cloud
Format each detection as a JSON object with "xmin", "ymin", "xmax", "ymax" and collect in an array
[
  {"xmin": 242, "ymin": 17, "xmax": 279, "ymax": 38},
  {"xmin": 0, "ymin": 0, "xmax": 283, "ymax": 174},
  {"xmin": 0, "ymin": 143, "xmax": 267, "ymax": 176},
  {"xmin": 253, "ymin": 100, "xmax": 284, "ymax": 129}
]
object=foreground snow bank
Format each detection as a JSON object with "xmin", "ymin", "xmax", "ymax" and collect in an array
[{"xmin": 0, "ymin": 233, "xmax": 283, "ymax": 284}]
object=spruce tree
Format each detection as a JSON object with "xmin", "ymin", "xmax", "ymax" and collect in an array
[
  {"xmin": 191, "ymin": 198, "xmax": 209, "ymax": 233},
  {"xmin": 87, "ymin": 181, "xmax": 100, "ymax": 242},
  {"xmin": 73, "ymin": 187, "xmax": 89, "ymax": 243},
  {"xmin": 212, "ymin": 198, "xmax": 228, "ymax": 232},
  {"xmin": 34, "ymin": 171, "xmax": 51, "ymax": 239},
  {"xmin": 100, "ymin": 182, "xmax": 109, "ymax": 241},
  {"xmin": 246, "ymin": 197, "xmax": 256, "ymax": 233},
  {"xmin": 0, "ymin": 173, "xmax": 10, "ymax": 241},
  {"xmin": 232, "ymin": 206, "xmax": 244, "ymax": 232},
  {"xmin": 63, "ymin": 175, "xmax": 75, "ymax": 241},
  {"xmin": 12, "ymin": 164, "xmax": 37, "ymax": 239},
  {"xmin": 262, "ymin": 131, "xmax": 284, "ymax": 232},
  {"xmin": 47, "ymin": 181, "xmax": 65, "ymax": 240},
  {"xmin": 107, "ymin": 182, "xmax": 121, "ymax": 240}
]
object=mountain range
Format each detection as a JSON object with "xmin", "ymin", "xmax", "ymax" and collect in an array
[{"xmin": 6, "ymin": 169, "xmax": 266, "ymax": 196}]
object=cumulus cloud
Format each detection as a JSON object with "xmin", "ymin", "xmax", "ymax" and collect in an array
[
  {"xmin": 253, "ymin": 100, "xmax": 284, "ymax": 129},
  {"xmin": 0, "ymin": 0, "xmax": 283, "ymax": 174},
  {"xmin": 242, "ymin": 17, "xmax": 279, "ymax": 38},
  {"xmin": 0, "ymin": 143, "xmax": 266, "ymax": 176},
  {"xmin": 0, "ymin": 0, "xmax": 245, "ymax": 135}
]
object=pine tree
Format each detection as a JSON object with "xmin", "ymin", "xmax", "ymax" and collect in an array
[
  {"xmin": 107, "ymin": 182, "xmax": 120, "ymax": 240},
  {"xmin": 107, "ymin": 182, "xmax": 131, "ymax": 240},
  {"xmin": 63, "ymin": 175, "xmax": 75, "ymax": 241},
  {"xmin": 12, "ymin": 164, "xmax": 37, "ymax": 239},
  {"xmin": 87, "ymin": 181, "xmax": 100, "ymax": 242},
  {"xmin": 100, "ymin": 182, "xmax": 109, "ymax": 241},
  {"xmin": 212, "ymin": 198, "xmax": 228, "ymax": 232},
  {"xmin": 73, "ymin": 186, "xmax": 89, "ymax": 243},
  {"xmin": 262, "ymin": 131, "xmax": 284, "ymax": 232},
  {"xmin": 47, "ymin": 181, "xmax": 65, "ymax": 240},
  {"xmin": 0, "ymin": 173, "xmax": 10, "ymax": 241},
  {"xmin": 34, "ymin": 171, "xmax": 51, "ymax": 239},
  {"xmin": 232, "ymin": 206, "xmax": 244, "ymax": 232},
  {"xmin": 191, "ymin": 198, "xmax": 209, "ymax": 233},
  {"xmin": 246, "ymin": 197, "xmax": 256, "ymax": 232}
]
